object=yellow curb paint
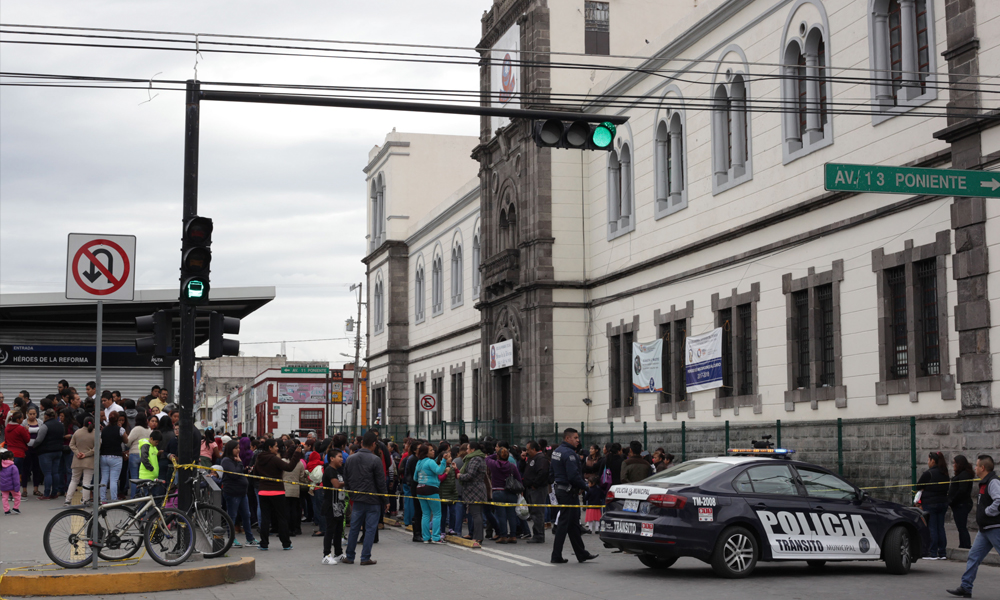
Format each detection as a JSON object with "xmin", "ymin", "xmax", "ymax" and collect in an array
[
  {"xmin": 0, "ymin": 557, "xmax": 255, "ymax": 597},
  {"xmin": 383, "ymin": 515, "xmax": 478, "ymax": 548}
]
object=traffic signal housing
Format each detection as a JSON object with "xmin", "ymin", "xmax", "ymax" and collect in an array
[
  {"xmin": 180, "ymin": 216, "xmax": 213, "ymax": 305},
  {"xmin": 135, "ymin": 310, "xmax": 171, "ymax": 356},
  {"xmin": 532, "ymin": 119, "xmax": 616, "ymax": 151},
  {"xmin": 209, "ymin": 311, "xmax": 240, "ymax": 359}
]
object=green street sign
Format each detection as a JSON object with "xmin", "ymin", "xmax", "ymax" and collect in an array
[
  {"xmin": 825, "ymin": 163, "xmax": 1000, "ymax": 198},
  {"xmin": 281, "ymin": 366, "xmax": 329, "ymax": 374}
]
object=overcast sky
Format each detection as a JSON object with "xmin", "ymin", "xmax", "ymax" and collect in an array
[{"xmin": 0, "ymin": 0, "xmax": 489, "ymax": 363}]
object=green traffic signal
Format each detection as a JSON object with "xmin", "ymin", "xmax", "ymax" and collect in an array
[
  {"xmin": 592, "ymin": 122, "xmax": 616, "ymax": 148},
  {"xmin": 184, "ymin": 278, "xmax": 207, "ymax": 300}
]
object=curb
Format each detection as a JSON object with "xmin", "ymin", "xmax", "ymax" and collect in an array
[
  {"xmin": 383, "ymin": 517, "xmax": 480, "ymax": 548},
  {"xmin": 947, "ymin": 547, "xmax": 1000, "ymax": 567},
  {"xmin": 0, "ymin": 557, "xmax": 255, "ymax": 597}
]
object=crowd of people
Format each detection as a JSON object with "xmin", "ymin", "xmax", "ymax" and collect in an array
[{"xmin": 1, "ymin": 382, "xmax": 998, "ymax": 593}]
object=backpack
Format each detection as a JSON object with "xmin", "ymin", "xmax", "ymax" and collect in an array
[{"xmin": 599, "ymin": 466, "xmax": 613, "ymax": 491}]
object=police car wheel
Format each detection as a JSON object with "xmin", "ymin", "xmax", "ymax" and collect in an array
[
  {"xmin": 711, "ymin": 526, "xmax": 758, "ymax": 579},
  {"xmin": 883, "ymin": 526, "xmax": 913, "ymax": 575},
  {"xmin": 638, "ymin": 555, "xmax": 678, "ymax": 570},
  {"xmin": 806, "ymin": 560, "xmax": 826, "ymax": 568}
]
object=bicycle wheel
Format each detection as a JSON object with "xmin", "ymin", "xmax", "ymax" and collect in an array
[
  {"xmin": 191, "ymin": 504, "xmax": 235, "ymax": 558},
  {"xmin": 43, "ymin": 509, "xmax": 96, "ymax": 569},
  {"xmin": 144, "ymin": 508, "xmax": 195, "ymax": 566},
  {"xmin": 97, "ymin": 505, "xmax": 143, "ymax": 561}
]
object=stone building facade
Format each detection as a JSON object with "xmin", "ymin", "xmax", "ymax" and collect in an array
[{"xmin": 364, "ymin": 0, "xmax": 1000, "ymax": 442}]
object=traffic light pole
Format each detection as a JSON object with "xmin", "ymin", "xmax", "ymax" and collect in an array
[{"xmin": 178, "ymin": 79, "xmax": 201, "ymax": 512}]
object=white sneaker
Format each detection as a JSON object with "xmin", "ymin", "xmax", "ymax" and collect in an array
[
  {"xmin": 336, "ymin": 553, "xmax": 347, "ymax": 562},
  {"xmin": 322, "ymin": 554, "xmax": 339, "ymax": 565}
]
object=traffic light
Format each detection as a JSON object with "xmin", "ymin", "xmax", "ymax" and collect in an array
[
  {"xmin": 221, "ymin": 407, "xmax": 229, "ymax": 422},
  {"xmin": 209, "ymin": 311, "xmax": 240, "ymax": 359},
  {"xmin": 180, "ymin": 216, "xmax": 213, "ymax": 305},
  {"xmin": 532, "ymin": 119, "xmax": 616, "ymax": 151},
  {"xmin": 135, "ymin": 310, "xmax": 170, "ymax": 356}
]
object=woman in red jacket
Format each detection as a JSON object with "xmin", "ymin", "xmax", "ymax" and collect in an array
[{"xmin": 4, "ymin": 411, "xmax": 30, "ymax": 494}]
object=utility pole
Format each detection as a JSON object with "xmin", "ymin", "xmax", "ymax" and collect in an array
[
  {"xmin": 350, "ymin": 282, "xmax": 362, "ymax": 435},
  {"xmin": 178, "ymin": 79, "xmax": 200, "ymax": 511}
]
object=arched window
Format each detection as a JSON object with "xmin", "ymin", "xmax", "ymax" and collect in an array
[
  {"xmin": 607, "ymin": 142, "xmax": 634, "ymax": 239},
  {"xmin": 781, "ymin": 10, "xmax": 833, "ymax": 162},
  {"xmin": 414, "ymin": 261, "xmax": 425, "ymax": 323},
  {"xmin": 654, "ymin": 106, "xmax": 687, "ymax": 219},
  {"xmin": 431, "ymin": 253, "xmax": 444, "ymax": 316},
  {"xmin": 451, "ymin": 240, "xmax": 464, "ymax": 307},
  {"xmin": 373, "ymin": 274, "xmax": 385, "ymax": 334},
  {"xmin": 868, "ymin": 0, "xmax": 937, "ymax": 121},
  {"xmin": 370, "ymin": 174, "xmax": 386, "ymax": 251},
  {"xmin": 472, "ymin": 223, "xmax": 481, "ymax": 298},
  {"xmin": 711, "ymin": 48, "xmax": 753, "ymax": 195}
]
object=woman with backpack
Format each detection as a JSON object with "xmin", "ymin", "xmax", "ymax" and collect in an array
[
  {"xmin": 485, "ymin": 447, "xmax": 522, "ymax": 544},
  {"xmin": 917, "ymin": 451, "xmax": 951, "ymax": 560}
]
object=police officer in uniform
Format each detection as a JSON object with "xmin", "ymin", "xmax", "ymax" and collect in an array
[
  {"xmin": 549, "ymin": 428, "xmax": 598, "ymax": 564},
  {"xmin": 948, "ymin": 454, "xmax": 1000, "ymax": 598}
]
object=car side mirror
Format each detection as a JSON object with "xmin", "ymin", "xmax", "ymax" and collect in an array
[{"xmin": 857, "ymin": 490, "xmax": 870, "ymax": 502}]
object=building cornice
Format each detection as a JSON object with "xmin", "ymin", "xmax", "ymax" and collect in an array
[
  {"xmin": 363, "ymin": 141, "xmax": 411, "ymax": 175},
  {"xmin": 933, "ymin": 109, "xmax": 1000, "ymax": 144},
  {"xmin": 404, "ymin": 186, "xmax": 480, "ymax": 248}
]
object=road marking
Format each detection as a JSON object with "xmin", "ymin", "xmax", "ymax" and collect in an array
[
  {"xmin": 448, "ymin": 543, "xmax": 536, "ymax": 567},
  {"xmin": 480, "ymin": 547, "xmax": 554, "ymax": 567}
]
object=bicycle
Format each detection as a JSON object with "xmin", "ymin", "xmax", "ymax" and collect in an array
[{"xmin": 43, "ymin": 479, "xmax": 195, "ymax": 568}]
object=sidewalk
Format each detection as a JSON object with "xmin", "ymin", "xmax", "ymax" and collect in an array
[{"xmin": 0, "ymin": 497, "xmax": 255, "ymax": 596}]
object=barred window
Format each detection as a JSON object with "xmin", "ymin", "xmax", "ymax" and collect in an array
[
  {"xmin": 916, "ymin": 259, "xmax": 940, "ymax": 376},
  {"xmin": 817, "ymin": 284, "xmax": 835, "ymax": 387},
  {"xmin": 719, "ymin": 308, "xmax": 733, "ymax": 398},
  {"xmin": 738, "ymin": 303, "xmax": 753, "ymax": 396},
  {"xmin": 794, "ymin": 290, "xmax": 810, "ymax": 389},
  {"xmin": 886, "ymin": 266, "xmax": 907, "ymax": 380}
]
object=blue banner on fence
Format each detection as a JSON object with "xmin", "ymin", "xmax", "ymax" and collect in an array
[{"xmin": 684, "ymin": 328, "xmax": 724, "ymax": 393}]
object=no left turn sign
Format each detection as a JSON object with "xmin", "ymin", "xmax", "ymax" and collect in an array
[
  {"xmin": 420, "ymin": 393, "xmax": 437, "ymax": 412},
  {"xmin": 66, "ymin": 233, "xmax": 136, "ymax": 300}
]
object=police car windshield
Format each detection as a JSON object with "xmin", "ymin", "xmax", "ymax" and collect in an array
[{"xmin": 642, "ymin": 460, "xmax": 731, "ymax": 486}]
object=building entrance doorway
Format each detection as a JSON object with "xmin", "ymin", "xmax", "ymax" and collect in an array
[{"xmin": 497, "ymin": 369, "xmax": 512, "ymax": 424}]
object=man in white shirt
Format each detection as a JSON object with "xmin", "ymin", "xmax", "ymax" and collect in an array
[{"xmin": 101, "ymin": 391, "xmax": 123, "ymax": 424}]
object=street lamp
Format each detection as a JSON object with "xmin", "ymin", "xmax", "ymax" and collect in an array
[{"xmin": 348, "ymin": 282, "xmax": 362, "ymax": 433}]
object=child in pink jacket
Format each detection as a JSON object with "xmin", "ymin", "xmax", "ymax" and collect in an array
[{"xmin": 0, "ymin": 449, "xmax": 21, "ymax": 514}]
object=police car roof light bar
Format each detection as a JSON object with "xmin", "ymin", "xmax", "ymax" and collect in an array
[{"xmin": 727, "ymin": 448, "xmax": 795, "ymax": 457}]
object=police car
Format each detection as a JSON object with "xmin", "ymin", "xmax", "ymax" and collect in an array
[{"xmin": 600, "ymin": 446, "xmax": 929, "ymax": 578}]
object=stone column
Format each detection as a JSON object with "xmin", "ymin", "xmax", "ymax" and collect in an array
[
  {"xmin": 899, "ymin": 0, "xmax": 921, "ymax": 100},
  {"xmin": 669, "ymin": 129, "xmax": 683, "ymax": 200},
  {"xmin": 872, "ymin": 13, "xmax": 894, "ymax": 105},
  {"xmin": 804, "ymin": 51, "xmax": 823, "ymax": 143}
]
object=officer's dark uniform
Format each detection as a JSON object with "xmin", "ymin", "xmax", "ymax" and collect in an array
[{"xmin": 550, "ymin": 441, "xmax": 591, "ymax": 562}]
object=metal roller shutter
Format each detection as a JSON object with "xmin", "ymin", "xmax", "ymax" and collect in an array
[{"xmin": 0, "ymin": 367, "xmax": 168, "ymax": 402}]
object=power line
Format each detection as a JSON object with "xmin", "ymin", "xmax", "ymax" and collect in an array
[
  {"xmin": 1, "ymin": 72, "xmax": 995, "ymax": 120},
  {"xmin": 4, "ymin": 22, "xmax": 1000, "ymax": 84}
]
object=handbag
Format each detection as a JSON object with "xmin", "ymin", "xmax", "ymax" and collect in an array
[
  {"xmin": 504, "ymin": 473, "xmax": 524, "ymax": 495},
  {"xmin": 515, "ymin": 495, "xmax": 529, "ymax": 520}
]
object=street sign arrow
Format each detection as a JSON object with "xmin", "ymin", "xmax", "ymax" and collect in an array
[
  {"xmin": 981, "ymin": 178, "xmax": 1000, "ymax": 192},
  {"xmin": 82, "ymin": 248, "xmax": 114, "ymax": 283}
]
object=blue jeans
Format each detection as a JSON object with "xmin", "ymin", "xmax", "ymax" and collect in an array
[
  {"xmin": 401, "ymin": 484, "xmax": 413, "ymax": 526},
  {"xmin": 128, "ymin": 454, "xmax": 142, "ymax": 498},
  {"xmin": 346, "ymin": 502, "xmax": 380, "ymax": 562},
  {"xmin": 961, "ymin": 527, "xmax": 1000, "ymax": 592},
  {"xmin": 100, "ymin": 455, "xmax": 123, "ymax": 503},
  {"xmin": 61, "ymin": 451, "xmax": 73, "ymax": 494},
  {"xmin": 492, "ymin": 490, "xmax": 518, "ymax": 537},
  {"xmin": 312, "ymin": 492, "xmax": 326, "ymax": 533},
  {"xmin": 419, "ymin": 494, "xmax": 442, "ymax": 541},
  {"xmin": 37, "ymin": 452, "xmax": 62, "ymax": 497},
  {"xmin": 925, "ymin": 503, "xmax": 948, "ymax": 557},
  {"xmin": 454, "ymin": 502, "xmax": 469, "ymax": 536},
  {"xmin": 225, "ymin": 494, "xmax": 256, "ymax": 543}
]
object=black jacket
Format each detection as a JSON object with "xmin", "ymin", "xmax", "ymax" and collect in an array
[
  {"xmin": 916, "ymin": 466, "xmax": 950, "ymax": 506},
  {"xmin": 522, "ymin": 453, "xmax": 550, "ymax": 489},
  {"xmin": 343, "ymin": 448, "xmax": 387, "ymax": 505},
  {"xmin": 948, "ymin": 470, "xmax": 975, "ymax": 507},
  {"xmin": 253, "ymin": 450, "xmax": 298, "ymax": 493},
  {"xmin": 220, "ymin": 456, "xmax": 249, "ymax": 497}
]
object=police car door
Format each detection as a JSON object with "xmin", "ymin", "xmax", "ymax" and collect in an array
[
  {"xmin": 793, "ymin": 465, "xmax": 881, "ymax": 560},
  {"xmin": 741, "ymin": 464, "xmax": 818, "ymax": 559}
]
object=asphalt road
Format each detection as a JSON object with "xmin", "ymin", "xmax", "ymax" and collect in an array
[{"xmin": 5, "ymin": 506, "xmax": 997, "ymax": 600}]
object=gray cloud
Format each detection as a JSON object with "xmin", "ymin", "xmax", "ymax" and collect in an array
[{"xmin": 1, "ymin": 0, "xmax": 488, "ymax": 363}]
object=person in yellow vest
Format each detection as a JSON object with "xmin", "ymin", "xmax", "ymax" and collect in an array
[{"xmin": 138, "ymin": 430, "xmax": 162, "ymax": 493}]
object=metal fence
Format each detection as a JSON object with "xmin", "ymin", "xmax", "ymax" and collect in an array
[{"xmin": 341, "ymin": 416, "xmax": 946, "ymax": 506}]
